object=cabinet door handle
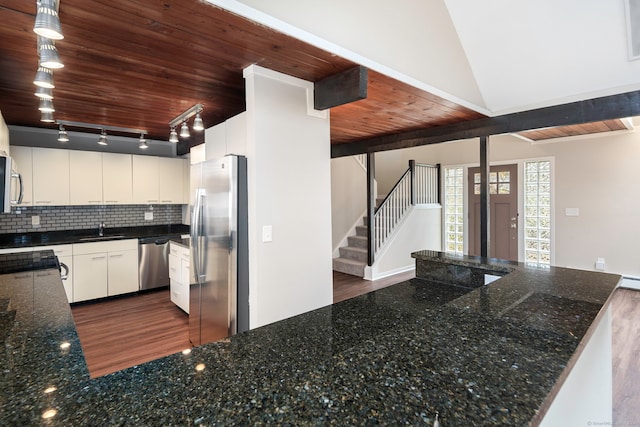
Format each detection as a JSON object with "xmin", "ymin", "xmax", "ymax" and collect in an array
[
  {"xmin": 105, "ymin": 200, "xmax": 117, "ymax": 204},
  {"xmin": 92, "ymin": 256, "xmax": 106, "ymax": 260},
  {"xmin": 88, "ymin": 200, "xmax": 101, "ymax": 204},
  {"xmin": 147, "ymin": 200, "xmax": 158, "ymax": 203},
  {"xmin": 109, "ymin": 254, "xmax": 123, "ymax": 258},
  {"xmin": 36, "ymin": 201, "xmax": 51, "ymax": 204}
]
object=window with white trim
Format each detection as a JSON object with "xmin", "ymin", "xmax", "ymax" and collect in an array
[
  {"xmin": 444, "ymin": 167, "xmax": 464, "ymax": 255},
  {"xmin": 524, "ymin": 161, "xmax": 552, "ymax": 265}
]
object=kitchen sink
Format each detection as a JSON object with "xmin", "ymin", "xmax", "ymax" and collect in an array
[{"xmin": 78, "ymin": 235, "xmax": 125, "ymax": 241}]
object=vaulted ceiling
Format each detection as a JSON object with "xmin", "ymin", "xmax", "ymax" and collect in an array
[{"xmin": 0, "ymin": 0, "xmax": 638, "ymax": 155}]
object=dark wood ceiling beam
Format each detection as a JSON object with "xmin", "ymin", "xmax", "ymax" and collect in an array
[
  {"xmin": 314, "ymin": 66, "xmax": 367, "ymax": 110},
  {"xmin": 331, "ymin": 90, "xmax": 640, "ymax": 157}
]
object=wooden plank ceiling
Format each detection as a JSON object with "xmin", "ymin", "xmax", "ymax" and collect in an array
[{"xmin": 0, "ymin": 0, "xmax": 629, "ymax": 151}]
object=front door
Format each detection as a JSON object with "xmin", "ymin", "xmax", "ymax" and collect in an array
[{"xmin": 468, "ymin": 164, "xmax": 518, "ymax": 261}]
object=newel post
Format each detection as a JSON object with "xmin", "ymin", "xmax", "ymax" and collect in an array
[{"xmin": 409, "ymin": 159, "xmax": 416, "ymax": 206}]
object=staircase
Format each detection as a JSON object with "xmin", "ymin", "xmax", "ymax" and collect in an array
[{"xmin": 332, "ymin": 216, "xmax": 369, "ymax": 276}]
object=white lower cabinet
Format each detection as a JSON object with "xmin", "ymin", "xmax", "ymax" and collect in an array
[
  {"xmin": 169, "ymin": 241, "xmax": 190, "ymax": 313},
  {"xmin": 73, "ymin": 239, "xmax": 138, "ymax": 302}
]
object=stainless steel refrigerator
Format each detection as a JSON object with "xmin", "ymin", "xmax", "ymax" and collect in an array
[{"xmin": 189, "ymin": 155, "xmax": 249, "ymax": 346}]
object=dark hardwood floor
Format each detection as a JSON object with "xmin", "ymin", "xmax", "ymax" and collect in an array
[{"xmin": 71, "ymin": 271, "xmax": 414, "ymax": 378}]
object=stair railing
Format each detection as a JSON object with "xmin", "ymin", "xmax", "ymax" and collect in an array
[{"xmin": 370, "ymin": 160, "xmax": 440, "ymax": 262}]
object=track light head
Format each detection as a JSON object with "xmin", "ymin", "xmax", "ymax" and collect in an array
[
  {"xmin": 38, "ymin": 98, "xmax": 55, "ymax": 113},
  {"xmin": 169, "ymin": 127, "xmax": 179, "ymax": 143},
  {"xmin": 139, "ymin": 133, "xmax": 148, "ymax": 149},
  {"xmin": 33, "ymin": 0, "xmax": 64, "ymax": 40},
  {"xmin": 34, "ymin": 66, "xmax": 55, "ymax": 88},
  {"xmin": 57, "ymin": 125, "xmax": 69, "ymax": 142},
  {"xmin": 35, "ymin": 86, "xmax": 53, "ymax": 100},
  {"xmin": 193, "ymin": 112, "xmax": 204, "ymax": 131},
  {"xmin": 180, "ymin": 121, "xmax": 190, "ymax": 138},
  {"xmin": 40, "ymin": 111, "xmax": 55, "ymax": 123},
  {"xmin": 97, "ymin": 130, "xmax": 108, "ymax": 146},
  {"xmin": 37, "ymin": 36, "xmax": 64, "ymax": 69}
]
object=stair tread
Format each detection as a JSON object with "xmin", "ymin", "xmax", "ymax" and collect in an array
[
  {"xmin": 333, "ymin": 257, "xmax": 366, "ymax": 266},
  {"xmin": 341, "ymin": 246, "xmax": 367, "ymax": 253}
]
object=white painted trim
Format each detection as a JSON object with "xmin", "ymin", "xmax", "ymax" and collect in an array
[
  {"xmin": 529, "ymin": 127, "xmax": 636, "ymax": 145},
  {"xmin": 207, "ymin": 0, "xmax": 490, "ymax": 116},
  {"xmin": 243, "ymin": 64, "xmax": 327, "ymax": 119},
  {"xmin": 365, "ymin": 264, "xmax": 415, "ymax": 281}
]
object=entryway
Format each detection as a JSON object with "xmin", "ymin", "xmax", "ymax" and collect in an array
[{"xmin": 468, "ymin": 164, "xmax": 518, "ymax": 261}]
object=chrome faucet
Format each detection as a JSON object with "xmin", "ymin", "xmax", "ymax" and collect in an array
[{"xmin": 99, "ymin": 222, "xmax": 106, "ymax": 237}]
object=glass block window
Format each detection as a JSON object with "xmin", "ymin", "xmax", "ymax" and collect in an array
[
  {"xmin": 474, "ymin": 171, "xmax": 510, "ymax": 195},
  {"xmin": 524, "ymin": 161, "xmax": 552, "ymax": 265},
  {"xmin": 444, "ymin": 167, "xmax": 464, "ymax": 255}
]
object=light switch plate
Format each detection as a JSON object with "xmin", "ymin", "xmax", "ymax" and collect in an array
[
  {"xmin": 262, "ymin": 225, "xmax": 273, "ymax": 242},
  {"xmin": 145, "ymin": 212, "xmax": 153, "ymax": 220}
]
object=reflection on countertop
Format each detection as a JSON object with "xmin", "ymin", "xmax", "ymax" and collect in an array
[{"xmin": 0, "ymin": 249, "xmax": 620, "ymax": 425}]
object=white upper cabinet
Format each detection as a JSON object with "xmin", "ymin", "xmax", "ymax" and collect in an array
[
  {"xmin": 10, "ymin": 146, "xmax": 33, "ymax": 206},
  {"xmin": 133, "ymin": 155, "xmax": 185, "ymax": 204},
  {"xmin": 103, "ymin": 153, "xmax": 133, "ymax": 205},
  {"xmin": 69, "ymin": 150, "xmax": 103, "ymax": 205},
  {"xmin": 32, "ymin": 147, "xmax": 70, "ymax": 206},
  {"xmin": 132, "ymin": 155, "xmax": 160, "ymax": 204},
  {"xmin": 158, "ymin": 157, "xmax": 184, "ymax": 204}
]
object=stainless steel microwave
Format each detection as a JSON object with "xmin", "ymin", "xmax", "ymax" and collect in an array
[{"xmin": 0, "ymin": 155, "xmax": 23, "ymax": 213}]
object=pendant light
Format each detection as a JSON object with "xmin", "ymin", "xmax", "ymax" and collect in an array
[
  {"xmin": 34, "ymin": 66, "xmax": 55, "ymax": 88},
  {"xmin": 139, "ymin": 133, "xmax": 148, "ymax": 149},
  {"xmin": 179, "ymin": 121, "xmax": 190, "ymax": 138},
  {"xmin": 97, "ymin": 130, "xmax": 108, "ymax": 146},
  {"xmin": 35, "ymin": 86, "xmax": 53, "ymax": 100},
  {"xmin": 57, "ymin": 125, "xmax": 69, "ymax": 142},
  {"xmin": 193, "ymin": 112, "xmax": 204, "ymax": 131},
  {"xmin": 37, "ymin": 36, "xmax": 64, "ymax": 69},
  {"xmin": 169, "ymin": 127, "xmax": 178, "ymax": 143},
  {"xmin": 40, "ymin": 111, "xmax": 55, "ymax": 123},
  {"xmin": 33, "ymin": 0, "xmax": 64, "ymax": 40},
  {"xmin": 38, "ymin": 98, "xmax": 55, "ymax": 113}
]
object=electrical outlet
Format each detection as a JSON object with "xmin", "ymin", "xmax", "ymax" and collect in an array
[
  {"xmin": 262, "ymin": 225, "xmax": 273, "ymax": 242},
  {"xmin": 595, "ymin": 257, "xmax": 606, "ymax": 271},
  {"xmin": 31, "ymin": 215, "xmax": 40, "ymax": 227},
  {"xmin": 565, "ymin": 208, "xmax": 580, "ymax": 217},
  {"xmin": 144, "ymin": 212, "xmax": 153, "ymax": 221}
]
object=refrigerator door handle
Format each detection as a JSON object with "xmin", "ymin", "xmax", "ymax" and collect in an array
[
  {"xmin": 228, "ymin": 230, "xmax": 234, "ymax": 252},
  {"xmin": 191, "ymin": 188, "xmax": 205, "ymax": 283}
]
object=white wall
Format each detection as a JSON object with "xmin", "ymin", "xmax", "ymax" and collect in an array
[
  {"xmin": 244, "ymin": 65, "xmax": 333, "ymax": 328},
  {"xmin": 366, "ymin": 206, "xmax": 442, "ymax": 280},
  {"xmin": 376, "ymin": 129, "xmax": 640, "ymax": 277},
  {"xmin": 330, "ymin": 156, "xmax": 367, "ymax": 251}
]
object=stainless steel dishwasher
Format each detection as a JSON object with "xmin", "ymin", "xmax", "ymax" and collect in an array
[{"xmin": 138, "ymin": 236, "xmax": 172, "ymax": 290}]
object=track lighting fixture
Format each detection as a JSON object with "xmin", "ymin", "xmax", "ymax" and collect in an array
[
  {"xmin": 97, "ymin": 130, "xmax": 108, "ymax": 146},
  {"xmin": 193, "ymin": 112, "xmax": 204, "ymax": 131},
  {"xmin": 35, "ymin": 86, "xmax": 53, "ymax": 100},
  {"xmin": 34, "ymin": 66, "xmax": 55, "ymax": 88},
  {"xmin": 168, "ymin": 103, "xmax": 204, "ymax": 141},
  {"xmin": 40, "ymin": 111, "xmax": 55, "ymax": 123},
  {"xmin": 57, "ymin": 125, "xmax": 68, "ymax": 142},
  {"xmin": 139, "ymin": 133, "xmax": 148, "ymax": 149},
  {"xmin": 33, "ymin": 0, "xmax": 64, "ymax": 40},
  {"xmin": 55, "ymin": 120, "xmax": 149, "ymax": 148},
  {"xmin": 37, "ymin": 36, "xmax": 64, "ymax": 69},
  {"xmin": 180, "ymin": 121, "xmax": 190, "ymax": 138},
  {"xmin": 38, "ymin": 98, "xmax": 55, "ymax": 113},
  {"xmin": 169, "ymin": 127, "xmax": 179, "ymax": 143}
]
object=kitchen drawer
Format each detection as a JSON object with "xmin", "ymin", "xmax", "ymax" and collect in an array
[
  {"xmin": 170, "ymin": 278, "xmax": 189, "ymax": 313},
  {"xmin": 180, "ymin": 259, "xmax": 191, "ymax": 284},
  {"xmin": 73, "ymin": 239, "xmax": 137, "ymax": 255},
  {"xmin": 169, "ymin": 253, "xmax": 180, "ymax": 281},
  {"xmin": 170, "ymin": 242, "xmax": 190, "ymax": 259},
  {"xmin": 37, "ymin": 244, "xmax": 73, "ymax": 257}
]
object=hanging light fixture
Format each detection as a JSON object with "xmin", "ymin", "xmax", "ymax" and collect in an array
[
  {"xmin": 97, "ymin": 130, "xmax": 108, "ymax": 146},
  {"xmin": 193, "ymin": 112, "xmax": 204, "ymax": 131},
  {"xmin": 38, "ymin": 98, "xmax": 55, "ymax": 113},
  {"xmin": 35, "ymin": 86, "xmax": 53, "ymax": 100},
  {"xmin": 33, "ymin": 0, "xmax": 64, "ymax": 40},
  {"xmin": 139, "ymin": 133, "xmax": 148, "ymax": 149},
  {"xmin": 34, "ymin": 66, "xmax": 55, "ymax": 88},
  {"xmin": 57, "ymin": 125, "xmax": 69, "ymax": 142},
  {"xmin": 37, "ymin": 36, "xmax": 64, "ymax": 69},
  {"xmin": 40, "ymin": 111, "xmax": 55, "ymax": 123},
  {"xmin": 169, "ymin": 127, "xmax": 178, "ymax": 143},
  {"xmin": 179, "ymin": 121, "xmax": 190, "ymax": 138},
  {"xmin": 168, "ymin": 103, "xmax": 204, "ymax": 140}
]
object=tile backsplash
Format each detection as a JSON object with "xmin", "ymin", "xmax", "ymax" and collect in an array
[{"xmin": 0, "ymin": 205, "xmax": 185, "ymax": 234}]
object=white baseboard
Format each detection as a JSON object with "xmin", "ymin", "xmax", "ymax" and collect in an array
[{"xmin": 365, "ymin": 264, "xmax": 415, "ymax": 281}]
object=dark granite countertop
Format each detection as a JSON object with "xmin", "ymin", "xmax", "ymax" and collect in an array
[
  {"xmin": 0, "ymin": 223, "xmax": 190, "ymax": 249},
  {"xmin": 0, "ymin": 250, "xmax": 620, "ymax": 425}
]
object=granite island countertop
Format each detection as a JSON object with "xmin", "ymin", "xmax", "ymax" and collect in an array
[{"xmin": 0, "ymin": 250, "xmax": 620, "ymax": 426}]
